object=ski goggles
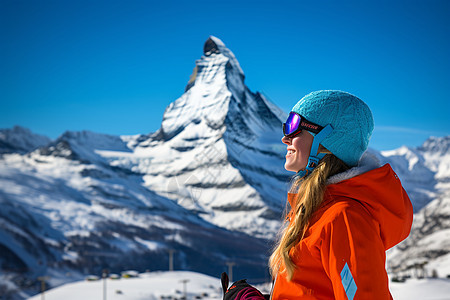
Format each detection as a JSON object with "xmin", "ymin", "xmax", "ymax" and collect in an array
[{"xmin": 283, "ymin": 112, "xmax": 324, "ymax": 137}]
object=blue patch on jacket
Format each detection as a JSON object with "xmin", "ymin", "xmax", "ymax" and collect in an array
[{"xmin": 340, "ymin": 263, "xmax": 357, "ymax": 300}]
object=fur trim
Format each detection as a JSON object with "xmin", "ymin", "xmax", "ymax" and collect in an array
[{"xmin": 327, "ymin": 151, "xmax": 381, "ymax": 185}]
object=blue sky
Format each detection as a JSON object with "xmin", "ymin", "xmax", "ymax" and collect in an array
[{"xmin": 1, "ymin": 0, "xmax": 449, "ymax": 151}]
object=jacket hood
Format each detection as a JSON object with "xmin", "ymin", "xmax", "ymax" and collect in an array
[{"xmin": 324, "ymin": 155, "xmax": 413, "ymax": 250}]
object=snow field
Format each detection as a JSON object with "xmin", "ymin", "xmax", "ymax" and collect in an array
[
  {"xmin": 28, "ymin": 271, "xmax": 450, "ymax": 300},
  {"xmin": 28, "ymin": 271, "xmax": 222, "ymax": 300},
  {"xmin": 390, "ymin": 278, "xmax": 450, "ymax": 300}
]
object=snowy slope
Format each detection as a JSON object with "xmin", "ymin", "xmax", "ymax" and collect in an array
[
  {"xmin": 27, "ymin": 271, "xmax": 450, "ymax": 300},
  {"xmin": 387, "ymin": 182, "xmax": 450, "ymax": 279},
  {"xmin": 28, "ymin": 271, "xmax": 224, "ymax": 300},
  {"xmin": 0, "ymin": 130, "xmax": 269, "ymax": 298}
]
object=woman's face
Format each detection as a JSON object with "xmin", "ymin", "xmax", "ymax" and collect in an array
[{"xmin": 282, "ymin": 130, "xmax": 314, "ymax": 172}]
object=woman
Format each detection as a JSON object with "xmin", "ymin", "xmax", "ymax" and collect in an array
[{"xmin": 222, "ymin": 90, "xmax": 413, "ymax": 300}]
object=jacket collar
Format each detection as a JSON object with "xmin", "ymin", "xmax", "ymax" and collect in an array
[{"xmin": 327, "ymin": 151, "xmax": 381, "ymax": 184}]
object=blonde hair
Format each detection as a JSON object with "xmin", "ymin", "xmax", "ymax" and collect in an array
[{"xmin": 269, "ymin": 146, "xmax": 349, "ymax": 280}]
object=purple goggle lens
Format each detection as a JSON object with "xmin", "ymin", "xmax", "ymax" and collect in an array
[
  {"xmin": 284, "ymin": 112, "xmax": 301, "ymax": 136},
  {"xmin": 283, "ymin": 112, "xmax": 324, "ymax": 137}
]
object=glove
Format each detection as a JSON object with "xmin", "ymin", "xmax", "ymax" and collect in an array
[{"xmin": 221, "ymin": 272, "xmax": 266, "ymax": 300}]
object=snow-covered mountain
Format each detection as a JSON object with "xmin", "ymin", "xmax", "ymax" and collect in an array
[
  {"xmin": 386, "ymin": 187, "xmax": 450, "ymax": 279},
  {"xmin": 122, "ymin": 36, "xmax": 290, "ymax": 238},
  {"xmin": 0, "ymin": 130, "xmax": 270, "ymax": 298},
  {"xmin": 0, "ymin": 126, "xmax": 51, "ymax": 155},
  {"xmin": 378, "ymin": 136, "xmax": 450, "ymax": 212},
  {"xmin": 382, "ymin": 136, "xmax": 450, "ymax": 278},
  {"xmin": 0, "ymin": 36, "xmax": 449, "ymax": 299},
  {"xmin": 0, "ymin": 36, "xmax": 288, "ymax": 299}
]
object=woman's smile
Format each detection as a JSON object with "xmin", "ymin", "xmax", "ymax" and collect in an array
[{"xmin": 286, "ymin": 148, "xmax": 296, "ymax": 157}]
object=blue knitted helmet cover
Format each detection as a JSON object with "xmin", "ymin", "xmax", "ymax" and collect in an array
[{"xmin": 291, "ymin": 90, "xmax": 374, "ymax": 167}]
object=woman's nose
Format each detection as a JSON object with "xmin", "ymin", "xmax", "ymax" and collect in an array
[{"xmin": 282, "ymin": 136, "xmax": 291, "ymax": 145}]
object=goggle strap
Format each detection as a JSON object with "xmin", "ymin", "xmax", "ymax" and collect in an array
[
  {"xmin": 310, "ymin": 124, "xmax": 333, "ymax": 156},
  {"xmin": 299, "ymin": 124, "xmax": 334, "ymax": 175}
]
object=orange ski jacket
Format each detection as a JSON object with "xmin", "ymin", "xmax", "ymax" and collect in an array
[{"xmin": 271, "ymin": 163, "xmax": 413, "ymax": 300}]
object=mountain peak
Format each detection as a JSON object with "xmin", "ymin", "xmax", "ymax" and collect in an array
[
  {"xmin": 203, "ymin": 37, "xmax": 220, "ymax": 56},
  {"xmin": 166, "ymin": 36, "xmax": 252, "ymax": 142},
  {"xmin": 138, "ymin": 36, "xmax": 290, "ymax": 238},
  {"xmin": 203, "ymin": 36, "xmax": 244, "ymax": 75},
  {"xmin": 418, "ymin": 136, "xmax": 450, "ymax": 155}
]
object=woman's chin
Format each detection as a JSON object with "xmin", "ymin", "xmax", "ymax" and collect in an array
[
  {"xmin": 284, "ymin": 162, "xmax": 298, "ymax": 173},
  {"xmin": 285, "ymin": 159, "xmax": 307, "ymax": 173}
]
